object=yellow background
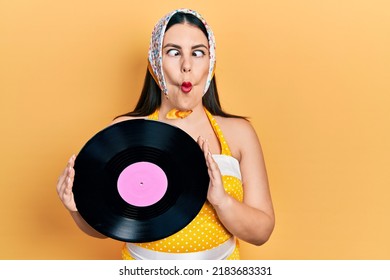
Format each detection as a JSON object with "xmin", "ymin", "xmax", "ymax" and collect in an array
[{"xmin": 1, "ymin": 0, "xmax": 389, "ymax": 259}]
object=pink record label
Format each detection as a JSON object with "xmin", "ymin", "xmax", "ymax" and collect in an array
[{"xmin": 117, "ymin": 162, "xmax": 168, "ymax": 207}]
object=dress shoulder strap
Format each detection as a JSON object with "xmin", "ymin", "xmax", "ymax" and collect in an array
[
  {"xmin": 204, "ymin": 109, "xmax": 232, "ymax": 156},
  {"xmin": 148, "ymin": 109, "xmax": 159, "ymax": 120}
]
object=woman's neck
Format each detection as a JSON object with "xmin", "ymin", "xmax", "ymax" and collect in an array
[{"xmin": 158, "ymin": 104, "xmax": 206, "ymax": 122}]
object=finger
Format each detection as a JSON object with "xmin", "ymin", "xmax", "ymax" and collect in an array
[
  {"xmin": 64, "ymin": 177, "xmax": 73, "ymax": 195},
  {"xmin": 206, "ymin": 161, "xmax": 214, "ymax": 180},
  {"xmin": 204, "ymin": 145, "xmax": 215, "ymax": 165},
  {"xmin": 65, "ymin": 166, "xmax": 75, "ymax": 192},
  {"xmin": 62, "ymin": 177, "xmax": 75, "ymax": 207},
  {"xmin": 57, "ymin": 163, "xmax": 70, "ymax": 183},
  {"xmin": 197, "ymin": 136, "xmax": 207, "ymax": 154},
  {"xmin": 207, "ymin": 152, "xmax": 223, "ymax": 182},
  {"xmin": 201, "ymin": 139, "xmax": 211, "ymax": 160},
  {"xmin": 68, "ymin": 154, "xmax": 76, "ymax": 167},
  {"xmin": 205, "ymin": 152, "xmax": 214, "ymax": 178},
  {"xmin": 56, "ymin": 171, "xmax": 69, "ymax": 195},
  {"xmin": 62, "ymin": 155, "xmax": 74, "ymax": 175},
  {"xmin": 198, "ymin": 137, "xmax": 213, "ymax": 169},
  {"xmin": 56, "ymin": 174, "xmax": 65, "ymax": 194},
  {"xmin": 56, "ymin": 168, "xmax": 68, "ymax": 191},
  {"xmin": 63, "ymin": 188, "xmax": 77, "ymax": 211},
  {"xmin": 64, "ymin": 155, "xmax": 76, "ymax": 175},
  {"xmin": 57, "ymin": 165, "xmax": 73, "ymax": 194},
  {"xmin": 57, "ymin": 174, "xmax": 69, "ymax": 197},
  {"xmin": 57, "ymin": 155, "xmax": 76, "ymax": 186},
  {"xmin": 68, "ymin": 163, "xmax": 75, "ymax": 178}
]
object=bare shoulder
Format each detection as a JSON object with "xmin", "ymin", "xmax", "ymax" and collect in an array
[
  {"xmin": 109, "ymin": 115, "xmax": 146, "ymax": 126},
  {"xmin": 215, "ymin": 116, "xmax": 261, "ymax": 160},
  {"xmin": 216, "ymin": 116, "xmax": 258, "ymax": 138}
]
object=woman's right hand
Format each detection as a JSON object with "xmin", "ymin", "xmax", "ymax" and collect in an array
[{"xmin": 56, "ymin": 154, "xmax": 77, "ymax": 212}]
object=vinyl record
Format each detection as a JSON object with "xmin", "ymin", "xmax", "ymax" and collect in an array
[{"xmin": 73, "ymin": 119, "xmax": 209, "ymax": 243}]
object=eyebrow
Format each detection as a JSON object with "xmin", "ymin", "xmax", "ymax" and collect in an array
[{"xmin": 163, "ymin": 43, "xmax": 208, "ymax": 49}]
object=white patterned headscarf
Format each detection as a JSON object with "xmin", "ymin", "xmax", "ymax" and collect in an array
[{"xmin": 148, "ymin": 8, "xmax": 216, "ymax": 96}]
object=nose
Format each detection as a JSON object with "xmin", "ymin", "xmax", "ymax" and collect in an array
[
  {"xmin": 182, "ymin": 65, "xmax": 191, "ymax": 72},
  {"xmin": 181, "ymin": 56, "xmax": 191, "ymax": 73}
]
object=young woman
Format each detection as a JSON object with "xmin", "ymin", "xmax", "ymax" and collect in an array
[{"xmin": 57, "ymin": 8, "xmax": 274, "ymax": 260}]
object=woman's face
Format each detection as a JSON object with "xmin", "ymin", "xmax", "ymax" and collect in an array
[{"xmin": 162, "ymin": 23, "xmax": 210, "ymax": 111}]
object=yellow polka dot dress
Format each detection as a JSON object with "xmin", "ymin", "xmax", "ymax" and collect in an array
[{"xmin": 122, "ymin": 108, "xmax": 243, "ymax": 260}]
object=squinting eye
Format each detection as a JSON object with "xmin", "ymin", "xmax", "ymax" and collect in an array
[
  {"xmin": 167, "ymin": 49, "xmax": 180, "ymax": 56},
  {"xmin": 193, "ymin": 50, "xmax": 205, "ymax": 57}
]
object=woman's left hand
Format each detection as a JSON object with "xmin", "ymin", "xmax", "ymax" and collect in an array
[{"xmin": 197, "ymin": 137, "xmax": 229, "ymax": 207}]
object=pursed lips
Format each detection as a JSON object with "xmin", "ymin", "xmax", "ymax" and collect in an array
[{"xmin": 181, "ymin": 81, "xmax": 192, "ymax": 93}]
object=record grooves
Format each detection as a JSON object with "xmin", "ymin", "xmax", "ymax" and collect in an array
[{"xmin": 73, "ymin": 119, "xmax": 209, "ymax": 243}]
